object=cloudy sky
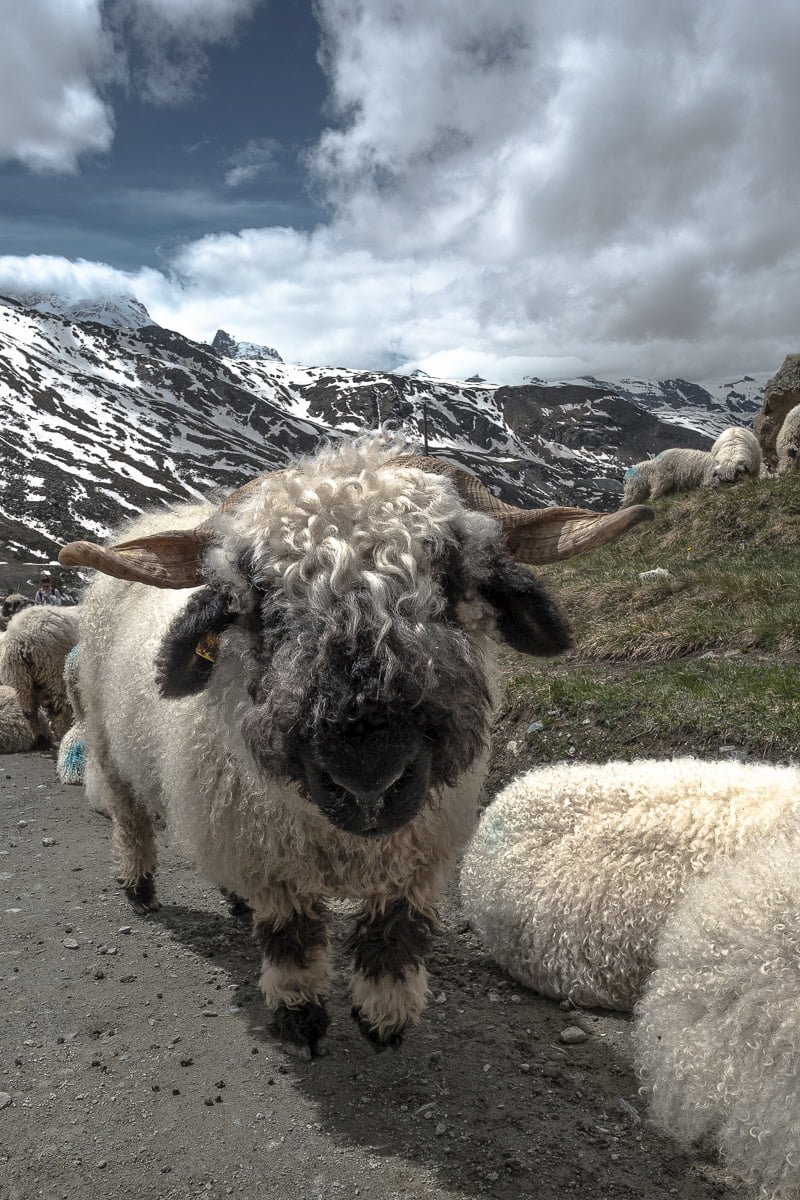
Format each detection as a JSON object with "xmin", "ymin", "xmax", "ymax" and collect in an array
[{"xmin": 0, "ymin": 0, "xmax": 798, "ymax": 384}]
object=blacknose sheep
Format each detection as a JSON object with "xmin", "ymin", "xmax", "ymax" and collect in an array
[
  {"xmin": 459, "ymin": 758, "xmax": 800, "ymax": 1011},
  {"xmin": 0, "ymin": 593, "xmax": 32, "ymax": 631},
  {"xmin": 622, "ymin": 427, "xmax": 761, "ymax": 506},
  {"xmin": 635, "ymin": 831, "xmax": 800, "ymax": 1199},
  {"xmin": 0, "ymin": 606, "xmax": 80, "ymax": 745},
  {"xmin": 61, "ymin": 438, "xmax": 652, "ymax": 1056},
  {"xmin": 776, "ymin": 403, "xmax": 800, "ymax": 474}
]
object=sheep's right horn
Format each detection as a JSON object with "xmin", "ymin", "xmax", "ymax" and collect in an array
[
  {"xmin": 396, "ymin": 455, "xmax": 654, "ymax": 564},
  {"xmin": 58, "ymin": 474, "xmax": 276, "ymax": 587}
]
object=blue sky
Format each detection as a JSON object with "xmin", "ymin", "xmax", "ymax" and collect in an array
[
  {"xmin": 1, "ymin": 0, "xmax": 799, "ymax": 384},
  {"xmin": 0, "ymin": 0, "xmax": 327, "ymax": 268}
]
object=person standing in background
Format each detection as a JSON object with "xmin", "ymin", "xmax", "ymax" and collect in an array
[{"xmin": 34, "ymin": 571, "xmax": 63, "ymax": 606}]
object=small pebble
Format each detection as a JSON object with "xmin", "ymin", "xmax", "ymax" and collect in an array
[
  {"xmin": 0, "ymin": 1092, "xmax": 11, "ymax": 1110},
  {"xmin": 42, "ymin": 838, "xmax": 56, "ymax": 847},
  {"xmin": 519, "ymin": 1062, "xmax": 531, "ymax": 1074},
  {"xmin": 62, "ymin": 938, "xmax": 79, "ymax": 950},
  {"xmin": 559, "ymin": 1026, "xmax": 588, "ymax": 1045}
]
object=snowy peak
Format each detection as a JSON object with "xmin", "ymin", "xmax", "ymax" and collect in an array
[
  {"xmin": 1, "ymin": 290, "xmax": 155, "ymax": 329},
  {"xmin": 211, "ymin": 328, "xmax": 283, "ymax": 362}
]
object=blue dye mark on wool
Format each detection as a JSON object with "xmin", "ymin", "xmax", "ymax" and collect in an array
[
  {"xmin": 624, "ymin": 465, "xmax": 639, "ymax": 480},
  {"xmin": 61, "ymin": 737, "xmax": 86, "ymax": 783}
]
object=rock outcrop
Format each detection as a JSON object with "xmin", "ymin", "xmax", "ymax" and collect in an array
[{"xmin": 753, "ymin": 353, "xmax": 800, "ymax": 469}]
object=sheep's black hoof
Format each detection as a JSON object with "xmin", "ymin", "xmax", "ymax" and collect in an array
[
  {"xmin": 351, "ymin": 1005, "xmax": 404, "ymax": 1052},
  {"xmin": 121, "ymin": 872, "xmax": 161, "ymax": 914},
  {"xmin": 221, "ymin": 887, "xmax": 252, "ymax": 921},
  {"xmin": 272, "ymin": 1001, "xmax": 329, "ymax": 1059}
]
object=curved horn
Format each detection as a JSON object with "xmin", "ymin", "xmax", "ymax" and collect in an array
[
  {"xmin": 394, "ymin": 455, "xmax": 654, "ymax": 564},
  {"xmin": 58, "ymin": 474, "xmax": 277, "ymax": 588}
]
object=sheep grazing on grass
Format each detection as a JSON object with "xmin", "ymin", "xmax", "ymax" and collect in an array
[
  {"xmin": 708, "ymin": 425, "xmax": 762, "ymax": 482},
  {"xmin": 59, "ymin": 437, "xmax": 652, "ymax": 1056},
  {"xmin": 622, "ymin": 427, "xmax": 761, "ymax": 506},
  {"xmin": 0, "ymin": 606, "xmax": 80, "ymax": 745},
  {"xmin": 776, "ymin": 403, "xmax": 800, "ymax": 474},
  {"xmin": 635, "ymin": 831, "xmax": 800, "ymax": 1199},
  {"xmin": 459, "ymin": 758, "xmax": 800, "ymax": 1011}
]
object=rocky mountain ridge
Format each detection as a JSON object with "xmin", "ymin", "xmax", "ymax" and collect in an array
[{"xmin": 0, "ymin": 294, "xmax": 767, "ymax": 584}]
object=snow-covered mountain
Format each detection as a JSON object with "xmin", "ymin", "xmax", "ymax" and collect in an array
[
  {"xmin": 0, "ymin": 294, "xmax": 768, "ymax": 585},
  {"xmin": 1, "ymin": 290, "xmax": 155, "ymax": 329}
]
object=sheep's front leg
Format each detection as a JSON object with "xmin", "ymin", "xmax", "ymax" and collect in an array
[
  {"xmin": 86, "ymin": 755, "xmax": 160, "ymax": 914},
  {"xmin": 253, "ymin": 898, "xmax": 332, "ymax": 1059},
  {"xmin": 347, "ymin": 897, "xmax": 436, "ymax": 1051}
]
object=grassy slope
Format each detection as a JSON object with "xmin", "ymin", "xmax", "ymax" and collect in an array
[{"xmin": 490, "ymin": 473, "xmax": 800, "ymax": 781}]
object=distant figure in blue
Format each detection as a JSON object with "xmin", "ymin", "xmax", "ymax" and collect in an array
[{"xmin": 34, "ymin": 570, "xmax": 63, "ymax": 606}]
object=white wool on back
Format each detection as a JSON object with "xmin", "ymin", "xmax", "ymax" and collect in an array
[
  {"xmin": 776, "ymin": 403, "xmax": 800, "ymax": 474},
  {"xmin": 709, "ymin": 426, "xmax": 762, "ymax": 481},
  {"xmin": 459, "ymin": 758, "xmax": 800, "ymax": 1011},
  {"xmin": 634, "ymin": 830, "xmax": 800, "ymax": 1199}
]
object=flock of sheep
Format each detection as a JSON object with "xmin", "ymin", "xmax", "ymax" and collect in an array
[
  {"xmin": 0, "ymin": 411, "xmax": 797, "ymax": 1198},
  {"xmin": 622, "ymin": 401, "xmax": 800, "ymax": 506}
]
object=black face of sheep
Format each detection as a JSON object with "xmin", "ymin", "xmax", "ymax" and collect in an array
[{"xmin": 153, "ymin": 545, "xmax": 571, "ymax": 838}]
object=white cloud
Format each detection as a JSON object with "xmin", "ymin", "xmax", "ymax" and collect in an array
[
  {"xmin": 224, "ymin": 138, "xmax": 281, "ymax": 188},
  {"xmin": 0, "ymin": 0, "xmax": 114, "ymax": 172},
  {"xmin": 0, "ymin": 0, "xmax": 264, "ymax": 171},
  {"xmin": 2, "ymin": 0, "xmax": 800, "ymax": 382}
]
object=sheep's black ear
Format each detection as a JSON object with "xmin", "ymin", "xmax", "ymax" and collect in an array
[
  {"xmin": 155, "ymin": 588, "xmax": 239, "ymax": 699},
  {"xmin": 479, "ymin": 554, "xmax": 573, "ymax": 657}
]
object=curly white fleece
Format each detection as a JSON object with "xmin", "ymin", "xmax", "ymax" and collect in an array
[
  {"xmin": 459, "ymin": 757, "xmax": 800, "ymax": 1011},
  {"xmin": 635, "ymin": 829, "xmax": 800, "ymax": 1199}
]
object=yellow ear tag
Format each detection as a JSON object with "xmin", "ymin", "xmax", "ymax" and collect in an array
[{"xmin": 195, "ymin": 631, "xmax": 219, "ymax": 663}]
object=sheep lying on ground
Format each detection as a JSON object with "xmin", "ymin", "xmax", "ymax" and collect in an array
[
  {"xmin": 0, "ymin": 606, "xmax": 80, "ymax": 745},
  {"xmin": 622, "ymin": 427, "xmax": 761, "ymax": 505},
  {"xmin": 0, "ymin": 683, "xmax": 37, "ymax": 752},
  {"xmin": 60, "ymin": 436, "xmax": 651, "ymax": 1055},
  {"xmin": 635, "ymin": 831, "xmax": 800, "ymax": 1199},
  {"xmin": 776, "ymin": 403, "xmax": 800, "ymax": 474},
  {"xmin": 459, "ymin": 758, "xmax": 800, "ymax": 1011}
]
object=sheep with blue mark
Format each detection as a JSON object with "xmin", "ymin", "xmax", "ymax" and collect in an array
[
  {"xmin": 59, "ymin": 437, "xmax": 651, "ymax": 1056},
  {"xmin": 622, "ymin": 427, "xmax": 761, "ymax": 506},
  {"xmin": 56, "ymin": 646, "xmax": 87, "ymax": 785},
  {"xmin": 459, "ymin": 757, "xmax": 800, "ymax": 1012}
]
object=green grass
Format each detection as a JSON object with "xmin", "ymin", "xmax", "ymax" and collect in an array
[
  {"xmin": 491, "ymin": 473, "xmax": 800, "ymax": 771},
  {"xmin": 501, "ymin": 657, "xmax": 800, "ymax": 764},
  {"xmin": 535, "ymin": 473, "xmax": 800, "ymax": 660}
]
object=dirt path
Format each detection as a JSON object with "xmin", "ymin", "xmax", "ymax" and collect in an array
[{"xmin": 1, "ymin": 751, "xmax": 746, "ymax": 1200}]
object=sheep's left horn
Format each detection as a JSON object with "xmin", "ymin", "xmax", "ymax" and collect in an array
[{"xmin": 395, "ymin": 455, "xmax": 654, "ymax": 564}]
